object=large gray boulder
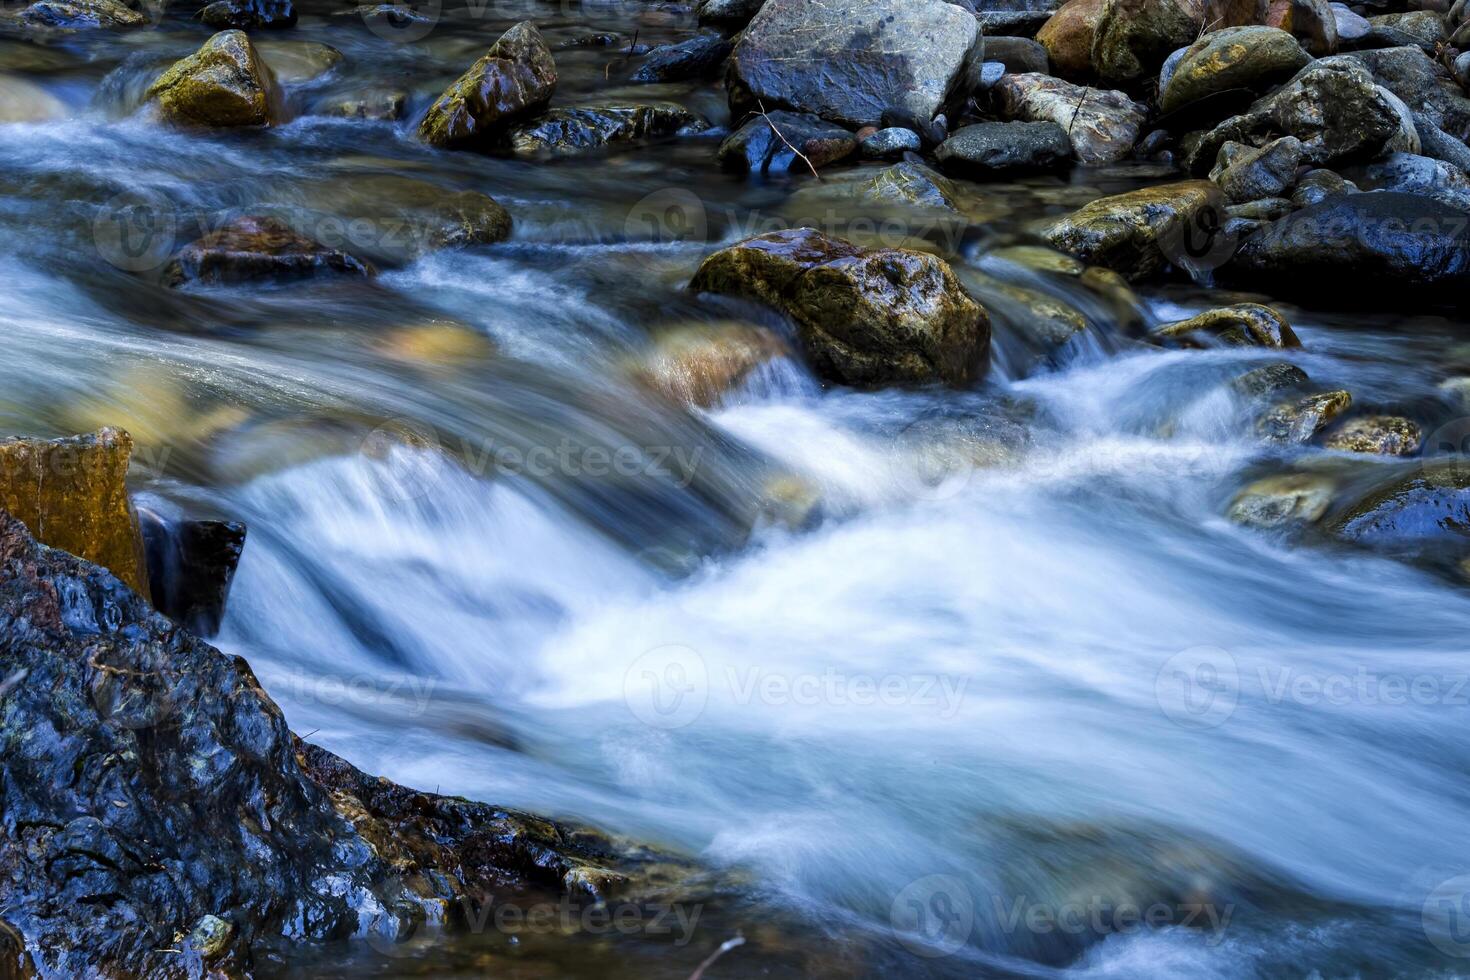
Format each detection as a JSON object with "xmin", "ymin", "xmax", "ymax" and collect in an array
[{"xmin": 727, "ymin": 0, "xmax": 979, "ymax": 130}]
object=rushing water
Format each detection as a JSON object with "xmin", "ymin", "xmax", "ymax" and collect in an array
[{"xmin": 6, "ymin": 1, "xmax": 1470, "ymax": 977}]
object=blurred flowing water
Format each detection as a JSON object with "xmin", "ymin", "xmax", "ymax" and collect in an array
[{"xmin": 4, "ymin": 2, "xmax": 1470, "ymax": 977}]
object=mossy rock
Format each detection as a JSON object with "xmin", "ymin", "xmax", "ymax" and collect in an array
[
  {"xmin": 1159, "ymin": 26, "xmax": 1310, "ymax": 115},
  {"xmin": 1042, "ymin": 180, "xmax": 1224, "ymax": 281},
  {"xmin": 1152, "ymin": 303, "xmax": 1301, "ymax": 348},
  {"xmin": 418, "ymin": 21, "xmax": 557, "ymax": 149},
  {"xmin": 1321, "ymin": 416, "xmax": 1423, "ymax": 456},
  {"xmin": 144, "ymin": 30, "xmax": 280, "ymax": 128}
]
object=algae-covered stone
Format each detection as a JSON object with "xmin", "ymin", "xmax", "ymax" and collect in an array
[
  {"xmin": 163, "ymin": 215, "xmax": 372, "ymax": 286},
  {"xmin": 144, "ymin": 30, "xmax": 279, "ymax": 128},
  {"xmin": 1159, "ymin": 26, "xmax": 1311, "ymax": 115},
  {"xmin": 1042, "ymin": 180, "xmax": 1225, "ymax": 280},
  {"xmin": 0, "ymin": 428, "xmax": 149, "ymax": 599},
  {"xmin": 1321, "ymin": 416, "xmax": 1422, "ymax": 456},
  {"xmin": 861, "ymin": 160, "xmax": 962, "ymax": 211},
  {"xmin": 1232, "ymin": 361, "xmax": 1310, "ymax": 398},
  {"xmin": 1091, "ymin": 0, "xmax": 1205, "ymax": 84},
  {"xmin": 992, "ymin": 74, "xmax": 1147, "ymax": 166},
  {"xmin": 1152, "ymin": 303, "xmax": 1301, "ymax": 348},
  {"xmin": 1228, "ymin": 471, "xmax": 1336, "ymax": 528},
  {"xmin": 507, "ymin": 103, "xmax": 705, "ymax": 159},
  {"xmin": 185, "ymin": 915, "xmax": 233, "ymax": 960},
  {"xmin": 1257, "ymin": 389, "xmax": 1352, "ymax": 443},
  {"xmin": 689, "ymin": 228, "xmax": 989, "ymax": 387},
  {"xmin": 6, "ymin": 0, "xmax": 143, "ymax": 31},
  {"xmin": 418, "ymin": 21, "xmax": 556, "ymax": 149}
]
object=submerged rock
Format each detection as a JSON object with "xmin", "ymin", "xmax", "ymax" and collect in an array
[
  {"xmin": 861, "ymin": 160, "xmax": 963, "ymax": 211},
  {"xmin": 1229, "ymin": 471, "xmax": 1337, "ymax": 528},
  {"xmin": 727, "ymin": 0, "xmax": 978, "ymax": 130},
  {"xmin": 717, "ymin": 110, "xmax": 856, "ymax": 175},
  {"xmin": 144, "ymin": 30, "xmax": 280, "ymax": 128},
  {"xmin": 0, "ymin": 510, "xmax": 705, "ymax": 976},
  {"xmin": 936, "ymin": 121, "xmax": 1073, "ymax": 177},
  {"xmin": 630, "ymin": 33, "xmax": 732, "ymax": 83},
  {"xmin": 508, "ymin": 103, "xmax": 705, "ymax": 159},
  {"xmin": 1042, "ymin": 180, "xmax": 1226, "ymax": 280},
  {"xmin": 1328, "ymin": 461, "xmax": 1470, "ymax": 561},
  {"xmin": 1159, "ymin": 26, "xmax": 1311, "ymax": 115},
  {"xmin": 1321, "ymin": 415, "xmax": 1423, "ymax": 455},
  {"xmin": 630, "ymin": 322, "xmax": 791, "ymax": 408},
  {"xmin": 1258, "ymin": 389, "xmax": 1352, "ymax": 443},
  {"xmin": 305, "ymin": 174, "xmax": 511, "ymax": 264},
  {"xmin": 164, "ymin": 215, "xmax": 373, "ymax": 286},
  {"xmin": 1152, "ymin": 303, "xmax": 1301, "ymax": 348},
  {"xmin": 0, "ymin": 429, "xmax": 149, "ymax": 599},
  {"xmin": 418, "ymin": 21, "xmax": 557, "ymax": 149},
  {"xmin": 992, "ymin": 73, "xmax": 1147, "ymax": 166},
  {"xmin": 689, "ymin": 228, "xmax": 989, "ymax": 387},
  {"xmin": 199, "ymin": 0, "xmax": 295, "ymax": 29}
]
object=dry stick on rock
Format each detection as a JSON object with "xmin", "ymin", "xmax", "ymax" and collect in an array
[
  {"xmin": 757, "ymin": 99, "xmax": 821, "ymax": 180},
  {"xmin": 688, "ymin": 935, "xmax": 746, "ymax": 980},
  {"xmin": 1067, "ymin": 87, "xmax": 1089, "ymax": 140}
]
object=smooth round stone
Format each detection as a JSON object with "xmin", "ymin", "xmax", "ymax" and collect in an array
[
  {"xmin": 859, "ymin": 126, "xmax": 923, "ymax": 158},
  {"xmin": 1331, "ymin": 2, "xmax": 1370, "ymax": 41},
  {"xmin": 976, "ymin": 61, "xmax": 1006, "ymax": 91}
]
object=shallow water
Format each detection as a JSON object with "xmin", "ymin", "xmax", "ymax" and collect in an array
[{"xmin": 6, "ymin": 2, "xmax": 1470, "ymax": 977}]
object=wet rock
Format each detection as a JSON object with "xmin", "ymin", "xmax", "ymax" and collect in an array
[
  {"xmin": 3, "ymin": 0, "xmax": 142, "ymax": 31},
  {"xmin": 1267, "ymin": 0, "xmax": 1339, "ymax": 55},
  {"xmin": 418, "ymin": 21, "xmax": 557, "ymax": 149},
  {"xmin": 1152, "ymin": 302, "xmax": 1301, "ymax": 347},
  {"xmin": 727, "ymin": 0, "xmax": 978, "ymax": 130},
  {"xmin": 1227, "ymin": 196, "xmax": 1294, "ymax": 220},
  {"xmin": 1188, "ymin": 59, "xmax": 1403, "ymax": 172},
  {"xmin": 630, "ymin": 33, "xmax": 732, "ymax": 82},
  {"xmin": 200, "ymin": 0, "xmax": 295, "ymax": 29},
  {"xmin": 1415, "ymin": 116, "xmax": 1470, "ymax": 176},
  {"xmin": 697, "ymin": 0, "xmax": 765, "ymax": 28},
  {"xmin": 1207, "ymin": 0, "xmax": 1268, "ymax": 25},
  {"xmin": 1231, "ymin": 192, "xmax": 1470, "ymax": 302},
  {"xmin": 992, "ymin": 74, "xmax": 1147, "ymax": 165},
  {"xmin": 859, "ymin": 127, "xmax": 923, "ymax": 159},
  {"xmin": 0, "ymin": 74, "xmax": 64, "ymax": 121},
  {"xmin": 144, "ymin": 30, "xmax": 280, "ymax": 128},
  {"xmin": 1365, "ymin": 152, "xmax": 1470, "ymax": 210},
  {"xmin": 1340, "ymin": 47, "xmax": 1470, "ymax": 144},
  {"xmin": 307, "ymin": 175, "xmax": 512, "ymax": 263},
  {"xmin": 254, "ymin": 40, "xmax": 341, "ymax": 84},
  {"xmin": 1362, "ymin": 11, "xmax": 1447, "ymax": 52},
  {"xmin": 1228, "ymin": 472, "xmax": 1337, "ymax": 528},
  {"xmin": 1042, "ymin": 180, "xmax": 1226, "ymax": 280},
  {"xmin": 1329, "ymin": 460, "xmax": 1470, "ymax": 559},
  {"xmin": 982, "ymin": 36, "xmax": 1051, "ymax": 76},
  {"xmin": 138, "ymin": 510, "xmax": 245, "ymax": 637},
  {"xmin": 861, "ymin": 160, "xmax": 963, "ymax": 211},
  {"xmin": 977, "ymin": 0, "xmax": 1067, "ymax": 36},
  {"xmin": 1092, "ymin": 0, "xmax": 1206, "ymax": 84},
  {"xmin": 717, "ymin": 110, "xmax": 856, "ymax": 174},
  {"xmin": 0, "ymin": 429, "xmax": 149, "ymax": 599},
  {"xmin": 1037, "ymin": 0, "xmax": 1106, "ymax": 77},
  {"xmin": 1322, "ymin": 415, "xmax": 1423, "ymax": 455},
  {"xmin": 630, "ymin": 322, "xmax": 791, "ymax": 408},
  {"xmin": 508, "ymin": 103, "xmax": 706, "ymax": 159},
  {"xmin": 1210, "ymin": 136, "xmax": 1305, "ymax": 202},
  {"xmin": 1290, "ymin": 167, "xmax": 1357, "ymax": 205},
  {"xmin": 0, "ymin": 510, "xmax": 700, "ymax": 976},
  {"xmin": 375, "ymin": 321, "xmax": 495, "ymax": 368},
  {"xmin": 1258, "ymin": 389, "xmax": 1352, "ymax": 442},
  {"xmin": 688, "ymin": 228, "xmax": 989, "ymax": 387},
  {"xmin": 1232, "ymin": 361, "xmax": 1311, "ymax": 398},
  {"xmin": 164, "ymin": 215, "xmax": 373, "ymax": 286},
  {"xmin": 1159, "ymin": 27, "xmax": 1312, "ymax": 116},
  {"xmin": 936, "ymin": 121, "xmax": 1073, "ymax": 176},
  {"xmin": 1333, "ymin": 3, "xmax": 1371, "ymax": 42},
  {"xmin": 322, "ymin": 89, "xmax": 405, "ymax": 121}
]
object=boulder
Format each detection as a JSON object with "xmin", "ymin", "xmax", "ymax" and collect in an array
[
  {"xmin": 253, "ymin": 39, "xmax": 341, "ymax": 84},
  {"xmin": 727, "ymin": 0, "xmax": 978, "ymax": 130},
  {"xmin": 1365, "ymin": 152, "xmax": 1470, "ymax": 210},
  {"xmin": 1291, "ymin": 167, "xmax": 1356, "ymax": 205},
  {"xmin": 163, "ymin": 215, "xmax": 373, "ymax": 286},
  {"xmin": 1362, "ymin": 11, "xmax": 1447, "ymax": 52},
  {"xmin": 1042, "ymin": 180, "xmax": 1226, "ymax": 280},
  {"xmin": 981, "ymin": 36, "xmax": 1051, "ymax": 76},
  {"xmin": 1333, "ymin": 3, "xmax": 1371, "ymax": 42},
  {"xmin": 1321, "ymin": 415, "xmax": 1423, "ymax": 455},
  {"xmin": 630, "ymin": 33, "xmax": 732, "ymax": 83},
  {"xmin": 1092, "ymin": 0, "xmax": 1205, "ymax": 84},
  {"xmin": 1267, "ymin": 0, "xmax": 1338, "ymax": 55},
  {"xmin": 977, "ymin": 0, "xmax": 1067, "ymax": 36},
  {"xmin": 1339, "ymin": 47, "xmax": 1470, "ymax": 143},
  {"xmin": 137, "ymin": 511, "xmax": 245, "ymax": 636},
  {"xmin": 507, "ymin": 103, "xmax": 706, "ymax": 159},
  {"xmin": 717, "ymin": 110, "xmax": 856, "ymax": 174},
  {"xmin": 1151, "ymin": 302, "xmax": 1301, "ymax": 347},
  {"xmin": 1159, "ymin": 27, "xmax": 1312, "ymax": 115},
  {"xmin": 1231, "ymin": 192, "xmax": 1470, "ymax": 302},
  {"xmin": 1206, "ymin": 0, "xmax": 1268, "ymax": 25},
  {"xmin": 1258, "ymin": 389, "xmax": 1352, "ymax": 442},
  {"xmin": 4, "ymin": 0, "xmax": 142, "ymax": 30},
  {"xmin": 936, "ymin": 121, "xmax": 1073, "ymax": 176},
  {"xmin": 688, "ymin": 228, "xmax": 989, "ymax": 387},
  {"xmin": 630, "ymin": 322, "xmax": 791, "ymax": 408},
  {"xmin": 0, "ymin": 510, "xmax": 704, "ymax": 976},
  {"xmin": 199, "ymin": 0, "xmax": 295, "ymax": 29},
  {"xmin": 992, "ymin": 73, "xmax": 1147, "ymax": 165},
  {"xmin": 418, "ymin": 21, "xmax": 556, "ymax": 148},
  {"xmin": 0, "ymin": 429, "xmax": 149, "ymax": 599},
  {"xmin": 144, "ymin": 30, "xmax": 279, "ymax": 128},
  {"xmin": 1232, "ymin": 361, "xmax": 1311, "ymax": 398},
  {"xmin": 1209, "ymin": 136, "xmax": 1305, "ymax": 202},
  {"xmin": 1036, "ymin": 0, "xmax": 1106, "ymax": 77},
  {"xmin": 1328, "ymin": 460, "xmax": 1470, "ymax": 564}
]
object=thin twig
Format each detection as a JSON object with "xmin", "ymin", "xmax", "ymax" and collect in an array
[
  {"xmin": 688, "ymin": 935, "xmax": 745, "ymax": 980},
  {"xmin": 757, "ymin": 99, "xmax": 820, "ymax": 180},
  {"xmin": 1067, "ymin": 87, "xmax": 1089, "ymax": 138}
]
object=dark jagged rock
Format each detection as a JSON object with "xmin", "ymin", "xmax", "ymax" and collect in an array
[
  {"xmin": 138, "ymin": 510, "xmax": 245, "ymax": 637},
  {"xmin": 978, "ymin": 0, "xmax": 1066, "ymax": 36},
  {"xmin": 199, "ymin": 0, "xmax": 295, "ymax": 30},
  {"xmin": 727, "ymin": 0, "xmax": 978, "ymax": 130},
  {"xmin": 1340, "ymin": 46, "xmax": 1470, "ymax": 143},
  {"xmin": 629, "ymin": 34, "xmax": 731, "ymax": 83},
  {"xmin": 163, "ymin": 215, "xmax": 373, "ymax": 287},
  {"xmin": 697, "ymin": 0, "xmax": 764, "ymax": 29},
  {"xmin": 1210, "ymin": 136, "xmax": 1305, "ymax": 202},
  {"xmin": 936, "ymin": 121, "xmax": 1073, "ymax": 177},
  {"xmin": 507, "ymin": 103, "xmax": 706, "ymax": 159},
  {"xmin": 1230, "ymin": 192, "xmax": 1470, "ymax": 303},
  {"xmin": 1329, "ymin": 460, "xmax": 1470, "ymax": 562},
  {"xmin": 418, "ymin": 21, "xmax": 557, "ymax": 149},
  {"xmin": 689, "ymin": 228, "xmax": 989, "ymax": 387},
  {"xmin": 717, "ymin": 110, "xmax": 856, "ymax": 175},
  {"xmin": 0, "ymin": 509, "xmax": 708, "ymax": 976}
]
